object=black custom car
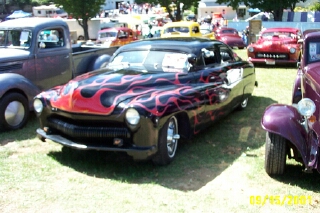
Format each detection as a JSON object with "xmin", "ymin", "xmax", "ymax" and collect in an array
[{"xmin": 35, "ymin": 37, "xmax": 257, "ymax": 165}]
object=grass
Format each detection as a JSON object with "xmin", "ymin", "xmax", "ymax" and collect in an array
[{"xmin": 1, "ymin": 49, "xmax": 319, "ymax": 213}]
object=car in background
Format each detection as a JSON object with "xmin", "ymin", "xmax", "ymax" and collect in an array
[
  {"xmin": 186, "ymin": 14, "xmax": 197, "ymax": 22},
  {"xmin": 247, "ymin": 27, "xmax": 302, "ymax": 66},
  {"xmin": 261, "ymin": 30, "xmax": 320, "ymax": 175},
  {"xmin": 35, "ymin": 37, "xmax": 257, "ymax": 165},
  {"xmin": 161, "ymin": 21, "xmax": 215, "ymax": 40},
  {"xmin": 214, "ymin": 27, "xmax": 246, "ymax": 49},
  {"xmin": 96, "ymin": 27, "xmax": 138, "ymax": 47},
  {"xmin": 200, "ymin": 25, "xmax": 215, "ymax": 40}
]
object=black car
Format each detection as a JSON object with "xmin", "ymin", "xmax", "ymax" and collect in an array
[{"xmin": 35, "ymin": 37, "xmax": 258, "ymax": 165}]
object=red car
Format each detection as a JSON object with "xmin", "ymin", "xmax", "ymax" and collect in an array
[
  {"xmin": 214, "ymin": 27, "xmax": 246, "ymax": 49},
  {"xmin": 96, "ymin": 27, "xmax": 138, "ymax": 47},
  {"xmin": 247, "ymin": 27, "xmax": 302, "ymax": 66}
]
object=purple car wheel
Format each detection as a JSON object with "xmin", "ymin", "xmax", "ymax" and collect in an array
[{"xmin": 265, "ymin": 132, "xmax": 287, "ymax": 175}]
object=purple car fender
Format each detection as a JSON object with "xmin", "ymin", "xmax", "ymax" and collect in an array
[{"xmin": 261, "ymin": 104, "xmax": 308, "ymax": 165}]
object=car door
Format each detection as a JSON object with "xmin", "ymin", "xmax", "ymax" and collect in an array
[
  {"xmin": 35, "ymin": 27, "xmax": 72, "ymax": 90},
  {"xmin": 199, "ymin": 43, "xmax": 243, "ymax": 123}
]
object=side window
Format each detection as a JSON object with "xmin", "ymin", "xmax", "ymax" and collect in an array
[
  {"xmin": 118, "ymin": 30, "xmax": 128, "ymax": 39},
  {"xmin": 192, "ymin": 26, "xmax": 199, "ymax": 33},
  {"xmin": 219, "ymin": 45, "xmax": 234, "ymax": 63},
  {"xmin": 38, "ymin": 28, "xmax": 65, "ymax": 49},
  {"xmin": 202, "ymin": 47, "xmax": 221, "ymax": 65}
]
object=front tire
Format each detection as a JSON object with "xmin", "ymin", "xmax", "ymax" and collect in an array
[
  {"xmin": 0, "ymin": 92, "xmax": 29, "ymax": 131},
  {"xmin": 152, "ymin": 116, "xmax": 179, "ymax": 166},
  {"xmin": 265, "ymin": 132, "xmax": 287, "ymax": 175},
  {"xmin": 237, "ymin": 97, "xmax": 248, "ymax": 110}
]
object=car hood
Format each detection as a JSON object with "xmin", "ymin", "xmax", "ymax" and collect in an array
[
  {"xmin": 256, "ymin": 37, "xmax": 297, "ymax": 45},
  {"xmin": 41, "ymin": 68, "xmax": 194, "ymax": 116},
  {"xmin": 0, "ymin": 48, "xmax": 30, "ymax": 61}
]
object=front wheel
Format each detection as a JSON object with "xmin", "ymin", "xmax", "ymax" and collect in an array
[
  {"xmin": 237, "ymin": 97, "xmax": 248, "ymax": 110},
  {"xmin": 0, "ymin": 92, "xmax": 29, "ymax": 131},
  {"xmin": 265, "ymin": 132, "xmax": 287, "ymax": 175},
  {"xmin": 152, "ymin": 116, "xmax": 179, "ymax": 166}
]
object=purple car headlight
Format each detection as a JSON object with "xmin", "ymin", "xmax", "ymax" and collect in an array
[{"xmin": 297, "ymin": 98, "xmax": 316, "ymax": 117}]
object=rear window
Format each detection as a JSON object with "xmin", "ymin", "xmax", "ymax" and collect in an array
[{"xmin": 163, "ymin": 27, "xmax": 190, "ymax": 33}]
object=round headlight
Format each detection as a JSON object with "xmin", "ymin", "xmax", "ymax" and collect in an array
[
  {"xmin": 289, "ymin": 47, "xmax": 296, "ymax": 53},
  {"xmin": 33, "ymin": 98, "xmax": 44, "ymax": 114},
  {"xmin": 125, "ymin": 108, "xmax": 140, "ymax": 125},
  {"xmin": 248, "ymin": 46, "xmax": 254, "ymax": 52},
  {"xmin": 297, "ymin": 98, "xmax": 316, "ymax": 117}
]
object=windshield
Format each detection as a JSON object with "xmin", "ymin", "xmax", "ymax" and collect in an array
[
  {"xmin": 261, "ymin": 31, "xmax": 297, "ymax": 39},
  {"xmin": 0, "ymin": 29, "xmax": 32, "ymax": 49},
  {"xmin": 307, "ymin": 41, "xmax": 320, "ymax": 64},
  {"xmin": 200, "ymin": 26, "xmax": 211, "ymax": 35},
  {"xmin": 99, "ymin": 31, "xmax": 117, "ymax": 38},
  {"xmin": 109, "ymin": 50, "xmax": 190, "ymax": 73}
]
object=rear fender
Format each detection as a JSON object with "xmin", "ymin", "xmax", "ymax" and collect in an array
[
  {"xmin": 261, "ymin": 104, "xmax": 308, "ymax": 165},
  {"xmin": 88, "ymin": 54, "xmax": 111, "ymax": 71}
]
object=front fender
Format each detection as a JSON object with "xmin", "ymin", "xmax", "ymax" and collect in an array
[
  {"xmin": 0, "ymin": 73, "xmax": 41, "ymax": 110},
  {"xmin": 261, "ymin": 104, "xmax": 308, "ymax": 163}
]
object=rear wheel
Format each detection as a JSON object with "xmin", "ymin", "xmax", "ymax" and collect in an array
[
  {"xmin": 265, "ymin": 132, "xmax": 287, "ymax": 175},
  {"xmin": 152, "ymin": 116, "xmax": 179, "ymax": 166},
  {"xmin": 0, "ymin": 92, "xmax": 29, "ymax": 131}
]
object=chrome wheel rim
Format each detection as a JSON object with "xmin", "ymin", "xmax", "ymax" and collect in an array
[
  {"xmin": 166, "ymin": 117, "xmax": 178, "ymax": 158},
  {"xmin": 241, "ymin": 98, "xmax": 248, "ymax": 108},
  {"xmin": 5, "ymin": 101, "xmax": 25, "ymax": 126}
]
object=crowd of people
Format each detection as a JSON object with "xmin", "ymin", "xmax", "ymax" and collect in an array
[{"xmin": 98, "ymin": 3, "xmax": 164, "ymax": 18}]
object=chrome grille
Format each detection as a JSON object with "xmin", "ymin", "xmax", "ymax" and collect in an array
[
  {"xmin": 48, "ymin": 118, "xmax": 130, "ymax": 138},
  {"xmin": 255, "ymin": 52, "xmax": 289, "ymax": 60}
]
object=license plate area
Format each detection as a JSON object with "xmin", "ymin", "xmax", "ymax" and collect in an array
[{"xmin": 265, "ymin": 59, "xmax": 275, "ymax": 65}]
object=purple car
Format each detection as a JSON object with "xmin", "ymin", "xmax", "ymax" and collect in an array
[{"xmin": 261, "ymin": 30, "xmax": 320, "ymax": 175}]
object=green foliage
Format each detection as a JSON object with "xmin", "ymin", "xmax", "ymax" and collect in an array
[
  {"xmin": 294, "ymin": 6, "xmax": 309, "ymax": 12},
  {"xmin": 309, "ymin": 2, "xmax": 320, "ymax": 11},
  {"xmin": 52, "ymin": 0, "xmax": 105, "ymax": 40},
  {"xmin": 31, "ymin": 0, "xmax": 52, "ymax": 5},
  {"xmin": 53, "ymin": 0, "xmax": 105, "ymax": 19}
]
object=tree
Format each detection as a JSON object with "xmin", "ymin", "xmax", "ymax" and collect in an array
[
  {"xmin": 135, "ymin": 0, "xmax": 198, "ymax": 21},
  {"xmin": 53, "ymin": 0, "xmax": 105, "ymax": 40},
  {"xmin": 215, "ymin": 0, "xmax": 306, "ymax": 21}
]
